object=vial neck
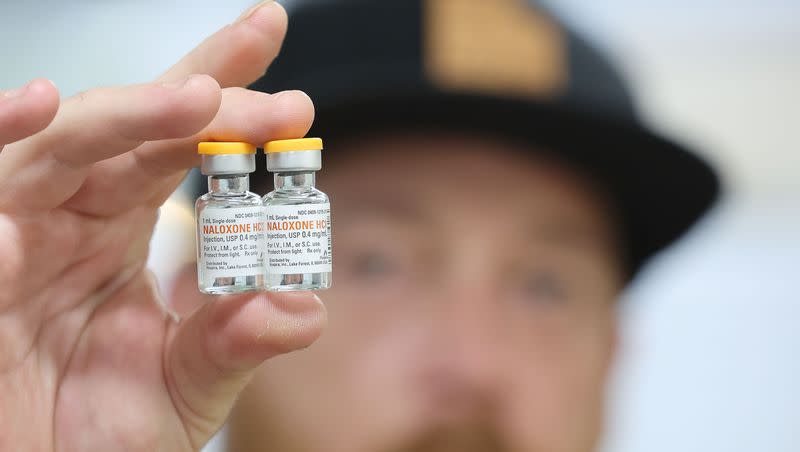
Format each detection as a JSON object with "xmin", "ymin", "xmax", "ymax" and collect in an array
[
  {"xmin": 274, "ymin": 171, "xmax": 315, "ymax": 191},
  {"xmin": 208, "ymin": 175, "xmax": 249, "ymax": 195}
]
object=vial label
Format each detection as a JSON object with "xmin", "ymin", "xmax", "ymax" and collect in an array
[
  {"xmin": 199, "ymin": 207, "xmax": 264, "ymax": 279},
  {"xmin": 264, "ymin": 203, "xmax": 332, "ymax": 275}
]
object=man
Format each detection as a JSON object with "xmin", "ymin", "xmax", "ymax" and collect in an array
[
  {"xmin": 215, "ymin": 1, "xmax": 716, "ymax": 451},
  {"xmin": 0, "ymin": 1, "xmax": 717, "ymax": 452}
]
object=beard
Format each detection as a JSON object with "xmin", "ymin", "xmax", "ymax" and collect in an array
[{"xmin": 383, "ymin": 421, "xmax": 510, "ymax": 452}]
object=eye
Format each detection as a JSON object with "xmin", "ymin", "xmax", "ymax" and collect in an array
[
  {"xmin": 350, "ymin": 251, "xmax": 400, "ymax": 280},
  {"xmin": 519, "ymin": 269, "xmax": 568, "ymax": 305}
]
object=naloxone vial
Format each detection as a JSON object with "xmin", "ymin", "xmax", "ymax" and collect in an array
[
  {"xmin": 195, "ymin": 142, "xmax": 264, "ymax": 294},
  {"xmin": 262, "ymin": 138, "xmax": 332, "ymax": 291}
]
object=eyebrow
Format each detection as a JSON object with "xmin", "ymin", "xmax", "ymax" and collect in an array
[
  {"xmin": 527, "ymin": 218, "xmax": 617, "ymax": 256},
  {"xmin": 332, "ymin": 195, "xmax": 433, "ymax": 226},
  {"xmin": 330, "ymin": 185, "xmax": 619, "ymax": 256}
]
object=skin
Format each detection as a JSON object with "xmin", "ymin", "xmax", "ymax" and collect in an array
[
  {"xmin": 0, "ymin": 2, "xmax": 327, "ymax": 451},
  {"xmin": 227, "ymin": 132, "xmax": 624, "ymax": 452}
]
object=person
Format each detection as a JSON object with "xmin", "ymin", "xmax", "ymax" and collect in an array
[{"xmin": 0, "ymin": 1, "xmax": 717, "ymax": 452}]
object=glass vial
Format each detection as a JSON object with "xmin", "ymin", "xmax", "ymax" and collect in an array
[
  {"xmin": 262, "ymin": 138, "xmax": 332, "ymax": 291},
  {"xmin": 195, "ymin": 142, "xmax": 264, "ymax": 294}
]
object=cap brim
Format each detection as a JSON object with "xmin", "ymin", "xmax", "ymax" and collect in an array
[{"xmin": 299, "ymin": 92, "xmax": 721, "ymax": 277}]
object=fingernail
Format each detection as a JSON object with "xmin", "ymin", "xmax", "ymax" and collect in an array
[
  {"xmin": 2, "ymin": 81, "xmax": 31, "ymax": 99},
  {"xmin": 161, "ymin": 75, "xmax": 197, "ymax": 89},
  {"xmin": 236, "ymin": 0, "xmax": 275, "ymax": 24},
  {"xmin": 271, "ymin": 89, "xmax": 304, "ymax": 102},
  {"xmin": 271, "ymin": 90, "xmax": 290, "ymax": 100}
]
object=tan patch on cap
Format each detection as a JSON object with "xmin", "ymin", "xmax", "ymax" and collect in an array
[{"xmin": 425, "ymin": 0, "xmax": 567, "ymax": 99}]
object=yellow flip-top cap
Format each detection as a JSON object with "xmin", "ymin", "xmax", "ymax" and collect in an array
[
  {"xmin": 198, "ymin": 142, "xmax": 256, "ymax": 155},
  {"xmin": 264, "ymin": 137, "xmax": 323, "ymax": 153}
]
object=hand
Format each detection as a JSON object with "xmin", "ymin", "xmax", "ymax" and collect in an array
[{"xmin": 0, "ymin": 2, "xmax": 326, "ymax": 450}]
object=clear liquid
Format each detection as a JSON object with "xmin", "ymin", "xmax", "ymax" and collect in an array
[
  {"xmin": 196, "ymin": 176, "xmax": 264, "ymax": 294},
  {"xmin": 263, "ymin": 172, "xmax": 332, "ymax": 291},
  {"xmin": 267, "ymin": 271, "xmax": 332, "ymax": 292}
]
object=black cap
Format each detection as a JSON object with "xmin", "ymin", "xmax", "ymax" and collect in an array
[{"xmin": 251, "ymin": 0, "xmax": 720, "ymax": 278}]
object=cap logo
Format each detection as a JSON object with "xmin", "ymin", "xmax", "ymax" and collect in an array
[{"xmin": 424, "ymin": 0, "xmax": 567, "ymax": 99}]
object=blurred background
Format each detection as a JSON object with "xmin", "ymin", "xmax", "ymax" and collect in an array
[{"xmin": 1, "ymin": 1, "xmax": 797, "ymax": 451}]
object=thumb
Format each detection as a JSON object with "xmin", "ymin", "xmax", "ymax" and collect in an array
[{"xmin": 164, "ymin": 291, "xmax": 326, "ymax": 449}]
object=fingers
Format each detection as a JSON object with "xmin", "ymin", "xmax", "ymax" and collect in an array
[
  {"xmin": 0, "ymin": 78, "xmax": 59, "ymax": 148},
  {"xmin": 138, "ymin": 88, "xmax": 314, "ymax": 172},
  {"xmin": 159, "ymin": 1, "xmax": 288, "ymax": 88},
  {"xmin": 165, "ymin": 291, "xmax": 326, "ymax": 449},
  {"xmin": 65, "ymin": 88, "xmax": 314, "ymax": 216},
  {"xmin": 46, "ymin": 75, "xmax": 221, "ymax": 167},
  {"xmin": 0, "ymin": 75, "xmax": 222, "ymax": 212},
  {"xmin": 1, "ymin": 0, "xmax": 291, "ymax": 214}
]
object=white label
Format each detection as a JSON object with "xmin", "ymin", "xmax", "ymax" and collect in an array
[
  {"xmin": 198, "ymin": 207, "xmax": 264, "ymax": 279},
  {"xmin": 264, "ymin": 203, "xmax": 332, "ymax": 274}
]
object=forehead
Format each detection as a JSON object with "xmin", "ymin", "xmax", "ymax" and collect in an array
[
  {"xmin": 323, "ymin": 130, "xmax": 616, "ymax": 238},
  {"xmin": 327, "ymin": 130, "xmax": 593, "ymax": 188}
]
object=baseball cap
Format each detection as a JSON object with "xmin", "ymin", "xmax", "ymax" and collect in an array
[{"xmin": 250, "ymin": 0, "xmax": 720, "ymax": 278}]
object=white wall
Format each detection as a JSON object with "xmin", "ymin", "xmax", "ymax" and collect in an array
[{"xmin": 1, "ymin": 1, "xmax": 797, "ymax": 451}]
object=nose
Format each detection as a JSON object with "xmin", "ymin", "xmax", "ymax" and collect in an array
[{"xmin": 416, "ymin": 282, "xmax": 506, "ymax": 417}]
